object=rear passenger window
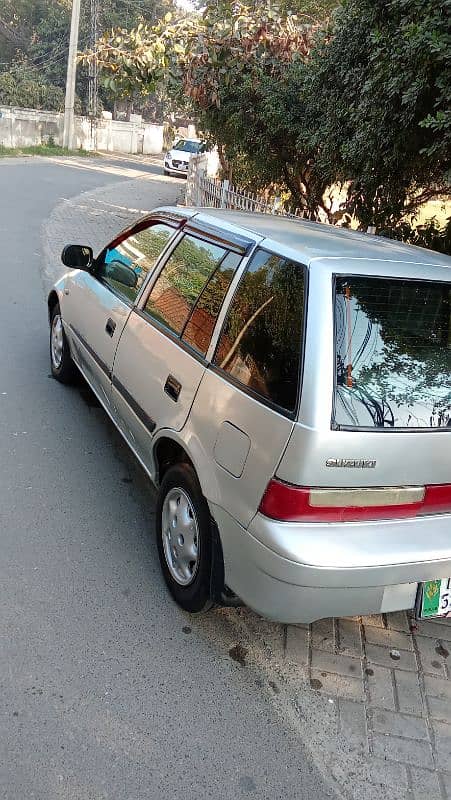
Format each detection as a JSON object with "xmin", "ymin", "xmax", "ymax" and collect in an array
[
  {"xmin": 143, "ymin": 235, "xmax": 238, "ymax": 348},
  {"xmin": 213, "ymin": 249, "xmax": 305, "ymax": 413},
  {"xmin": 182, "ymin": 251, "xmax": 241, "ymax": 355}
]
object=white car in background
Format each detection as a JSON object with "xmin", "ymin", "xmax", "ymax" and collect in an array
[{"xmin": 164, "ymin": 138, "xmax": 205, "ymax": 177}]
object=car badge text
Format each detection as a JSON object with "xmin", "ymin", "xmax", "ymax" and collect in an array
[{"xmin": 326, "ymin": 458, "xmax": 376, "ymax": 469}]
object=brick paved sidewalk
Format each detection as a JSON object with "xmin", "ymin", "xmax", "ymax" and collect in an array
[{"xmin": 225, "ymin": 608, "xmax": 451, "ymax": 800}]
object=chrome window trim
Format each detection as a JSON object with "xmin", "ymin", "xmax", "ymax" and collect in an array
[
  {"xmin": 132, "ymin": 222, "xmax": 185, "ymax": 307},
  {"xmin": 99, "ymin": 209, "xmax": 188, "ymax": 254},
  {"xmin": 336, "ymin": 424, "xmax": 451, "ymax": 433},
  {"xmin": 207, "ymin": 362, "xmax": 300, "ymax": 420},
  {"xmin": 135, "ymin": 227, "xmax": 186, "ymax": 310},
  {"xmin": 179, "ymin": 248, "xmax": 242, "ymax": 357},
  {"xmin": 93, "ymin": 279, "xmax": 135, "ymax": 310},
  {"xmin": 133, "ymin": 308, "xmax": 208, "ymax": 366},
  {"xmin": 183, "ymin": 220, "xmax": 255, "ymax": 255}
]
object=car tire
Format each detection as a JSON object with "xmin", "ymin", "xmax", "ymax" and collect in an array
[
  {"xmin": 50, "ymin": 302, "xmax": 77, "ymax": 384},
  {"xmin": 156, "ymin": 463, "xmax": 215, "ymax": 614},
  {"xmin": 163, "ymin": 168, "xmax": 170, "ymax": 176}
]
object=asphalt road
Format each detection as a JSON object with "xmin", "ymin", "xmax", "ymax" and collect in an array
[{"xmin": 0, "ymin": 158, "xmax": 335, "ymax": 800}]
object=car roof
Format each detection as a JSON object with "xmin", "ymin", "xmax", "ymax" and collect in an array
[{"xmin": 158, "ymin": 206, "xmax": 451, "ymax": 268}]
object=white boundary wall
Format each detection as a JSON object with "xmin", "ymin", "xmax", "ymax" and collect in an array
[{"xmin": 0, "ymin": 106, "xmax": 164, "ymax": 154}]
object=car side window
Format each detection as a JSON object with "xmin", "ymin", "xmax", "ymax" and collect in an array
[
  {"xmin": 98, "ymin": 222, "xmax": 175, "ymax": 304},
  {"xmin": 143, "ymin": 234, "xmax": 236, "ymax": 347},
  {"xmin": 181, "ymin": 250, "xmax": 242, "ymax": 355},
  {"xmin": 213, "ymin": 249, "xmax": 305, "ymax": 414}
]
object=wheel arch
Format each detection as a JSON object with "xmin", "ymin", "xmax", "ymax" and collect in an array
[
  {"xmin": 152, "ymin": 429, "xmax": 221, "ymax": 505},
  {"xmin": 153, "ymin": 435, "xmax": 192, "ymax": 485},
  {"xmin": 153, "ymin": 430, "xmax": 226, "ymax": 603},
  {"xmin": 47, "ymin": 289, "xmax": 61, "ymax": 324}
]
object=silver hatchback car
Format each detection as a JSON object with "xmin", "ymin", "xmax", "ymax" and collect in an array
[{"xmin": 48, "ymin": 207, "xmax": 451, "ymax": 623}]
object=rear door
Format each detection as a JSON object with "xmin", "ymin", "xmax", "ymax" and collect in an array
[
  {"xmin": 188, "ymin": 247, "xmax": 307, "ymax": 527},
  {"xmin": 111, "ymin": 227, "xmax": 247, "ymax": 472},
  {"xmin": 63, "ymin": 217, "xmax": 179, "ymax": 409}
]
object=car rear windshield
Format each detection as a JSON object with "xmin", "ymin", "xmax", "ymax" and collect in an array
[{"xmin": 333, "ymin": 276, "xmax": 451, "ymax": 429}]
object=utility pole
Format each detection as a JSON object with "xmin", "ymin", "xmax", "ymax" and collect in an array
[
  {"xmin": 63, "ymin": 0, "xmax": 81, "ymax": 150},
  {"xmin": 88, "ymin": 0, "xmax": 99, "ymax": 150}
]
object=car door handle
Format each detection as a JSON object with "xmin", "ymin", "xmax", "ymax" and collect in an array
[
  {"xmin": 164, "ymin": 374, "xmax": 181, "ymax": 402},
  {"xmin": 105, "ymin": 318, "xmax": 116, "ymax": 337}
]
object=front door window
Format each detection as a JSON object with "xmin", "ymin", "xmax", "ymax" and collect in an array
[{"xmin": 97, "ymin": 222, "xmax": 175, "ymax": 304}]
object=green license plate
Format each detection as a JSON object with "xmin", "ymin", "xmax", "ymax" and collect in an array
[{"xmin": 418, "ymin": 579, "xmax": 451, "ymax": 619}]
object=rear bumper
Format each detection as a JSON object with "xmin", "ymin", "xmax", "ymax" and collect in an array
[{"xmin": 211, "ymin": 504, "xmax": 451, "ymax": 623}]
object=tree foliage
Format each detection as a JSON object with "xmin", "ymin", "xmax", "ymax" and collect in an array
[
  {"xmin": 0, "ymin": 0, "xmax": 175, "ymax": 114},
  {"xmin": 88, "ymin": 0, "xmax": 450, "ymax": 235},
  {"xmin": 303, "ymin": 0, "xmax": 451, "ymax": 228},
  {"xmin": 0, "ymin": 60, "xmax": 66, "ymax": 110},
  {"xmin": 380, "ymin": 216, "xmax": 451, "ymax": 255},
  {"xmin": 92, "ymin": 3, "xmax": 312, "ymax": 103},
  {"xmin": 89, "ymin": 2, "xmax": 325, "ymax": 211}
]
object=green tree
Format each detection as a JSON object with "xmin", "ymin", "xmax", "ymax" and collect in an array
[
  {"xmin": 88, "ymin": 0, "xmax": 449, "ymax": 233},
  {"xmin": 89, "ymin": 2, "xmax": 323, "ymax": 206},
  {"xmin": 303, "ymin": 0, "xmax": 451, "ymax": 228},
  {"xmin": 0, "ymin": 0, "xmax": 175, "ymax": 113},
  {"xmin": 0, "ymin": 60, "xmax": 66, "ymax": 110}
]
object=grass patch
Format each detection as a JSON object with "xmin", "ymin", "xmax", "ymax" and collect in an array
[{"xmin": 0, "ymin": 143, "xmax": 96, "ymax": 158}]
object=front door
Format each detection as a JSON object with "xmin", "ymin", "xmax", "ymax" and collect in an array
[
  {"xmin": 63, "ymin": 219, "xmax": 178, "ymax": 409},
  {"xmin": 111, "ymin": 231, "xmax": 244, "ymax": 473}
]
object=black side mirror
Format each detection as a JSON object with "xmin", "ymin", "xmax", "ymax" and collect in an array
[
  {"xmin": 105, "ymin": 260, "xmax": 138, "ymax": 289},
  {"xmin": 61, "ymin": 244, "xmax": 93, "ymax": 269}
]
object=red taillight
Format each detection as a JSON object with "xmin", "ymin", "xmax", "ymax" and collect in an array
[
  {"xmin": 423, "ymin": 484, "xmax": 451, "ymax": 516},
  {"xmin": 258, "ymin": 480, "xmax": 451, "ymax": 523}
]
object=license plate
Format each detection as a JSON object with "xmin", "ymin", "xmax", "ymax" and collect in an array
[{"xmin": 418, "ymin": 579, "xmax": 451, "ymax": 619}]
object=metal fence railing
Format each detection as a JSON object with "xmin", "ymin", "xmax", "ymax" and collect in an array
[
  {"xmin": 185, "ymin": 153, "xmax": 303, "ymax": 218},
  {"xmin": 185, "ymin": 155, "xmax": 382, "ymax": 234}
]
